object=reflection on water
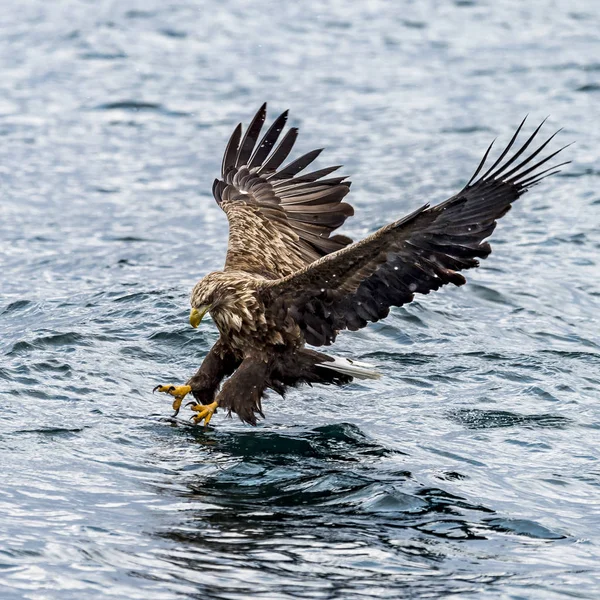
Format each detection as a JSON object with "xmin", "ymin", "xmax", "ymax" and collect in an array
[
  {"xmin": 149, "ymin": 424, "xmax": 566, "ymax": 598},
  {"xmin": 1, "ymin": 0, "xmax": 600, "ymax": 598}
]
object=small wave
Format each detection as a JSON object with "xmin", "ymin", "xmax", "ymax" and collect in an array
[
  {"xmin": 7, "ymin": 332, "xmax": 89, "ymax": 356},
  {"xmin": 97, "ymin": 100, "xmax": 162, "ymax": 111},
  {"xmin": 125, "ymin": 9, "xmax": 155, "ymax": 18},
  {"xmin": 105, "ymin": 236, "xmax": 151, "ymax": 243},
  {"xmin": 31, "ymin": 360, "xmax": 72, "ymax": 374},
  {"xmin": 13, "ymin": 427, "xmax": 86, "ymax": 439},
  {"xmin": 363, "ymin": 351, "xmax": 434, "ymax": 365},
  {"xmin": 186, "ymin": 422, "xmax": 390, "ymax": 463},
  {"xmin": 451, "ymin": 409, "xmax": 571, "ymax": 430},
  {"xmin": 80, "ymin": 51, "xmax": 126, "ymax": 60},
  {"xmin": 469, "ymin": 283, "xmax": 515, "ymax": 305},
  {"xmin": 540, "ymin": 349, "xmax": 600, "ymax": 364},
  {"xmin": 484, "ymin": 518, "xmax": 565, "ymax": 540},
  {"xmin": 441, "ymin": 125, "xmax": 493, "ymax": 134},
  {"xmin": 402, "ymin": 19, "xmax": 426, "ymax": 29},
  {"xmin": 112, "ymin": 291, "xmax": 162, "ymax": 303},
  {"xmin": 159, "ymin": 29, "xmax": 187, "ymax": 39},
  {"xmin": 576, "ymin": 83, "xmax": 600, "ymax": 92},
  {"xmin": 94, "ymin": 101, "xmax": 190, "ymax": 117},
  {"xmin": 1, "ymin": 300, "xmax": 32, "ymax": 315},
  {"xmin": 322, "ymin": 482, "xmax": 427, "ymax": 514}
]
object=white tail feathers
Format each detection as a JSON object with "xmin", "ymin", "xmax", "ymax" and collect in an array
[{"xmin": 317, "ymin": 356, "xmax": 381, "ymax": 380}]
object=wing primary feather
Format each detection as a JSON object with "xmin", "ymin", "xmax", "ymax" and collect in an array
[
  {"xmin": 466, "ymin": 139, "xmax": 495, "ymax": 186},
  {"xmin": 486, "ymin": 117, "xmax": 548, "ymax": 181},
  {"xmin": 506, "ymin": 143, "xmax": 572, "ymax": 184},
  {"xmin": 277, "ymin": 177, "xmax": 348, "ymax": 195},
  {"xmin": 478, "ymin": 115, "xmax": 528, "ymax": 182},
  {"xmin": 499, "ymin": 129, "xmax": 563, "ymax": 182},
  {"xmin": 520, "ymin": 169, "xmax": 565, "ymax": 188},
  {"xmin": 222, "ymin": 123, "xmax": 242, "ymax": 177},
  {"xmin": 294, "ymin": 166, "xmax": 341, "ymax": 182},
  {"xmin": 236, "ymin": 102, "xmax": 267, "ymax": 168},
  {"xmin": 248, "ymin": 109, "xmax": 289, "ymax": 169},
  {"xmin": 270, "ymin": 149, "xmax": 323, "ymax": 180},
  {"xmin": 259, "ymin": 128, "xmax": 299, "ymax": 174},
  {"xmin": 516, "ymin": 160, "xmax": 571, "ymax": 186}
]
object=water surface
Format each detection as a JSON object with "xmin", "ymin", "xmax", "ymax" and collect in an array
[{"xmin": 1, "ymin": 1, "xmax": 600, "ymax": 598}]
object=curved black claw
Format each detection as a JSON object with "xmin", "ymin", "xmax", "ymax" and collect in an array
[
  {"xmin": 188, "ymin": 401, "xmax": 219, "ymax": 427},
  {"xmin": 154, "ymin": 384, "xmax": 192, "ymax": 417},
  {"xmin": 153, "ymin": 384, "xmax": 175, "ymax": 394}
]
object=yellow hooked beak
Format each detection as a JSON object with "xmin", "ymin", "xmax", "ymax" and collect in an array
[{"xmin": 190, "ymin": 305, "xmax": 210, "ymax": 328}]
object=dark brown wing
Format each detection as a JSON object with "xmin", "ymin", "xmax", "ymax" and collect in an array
[
  {"xmin": 264, "ymin": 118, "xmax": 570, "ymax": 346},
  {"xmin": 213, "ymin": 103, "xmax": 354, "ymax": 279}
]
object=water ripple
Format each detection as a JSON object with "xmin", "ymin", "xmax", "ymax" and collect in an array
[{"xmin": 1, "ymin": 0, "xmax": 599, "ymax": 598}]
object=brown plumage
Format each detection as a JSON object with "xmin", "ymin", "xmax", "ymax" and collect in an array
[{"xmin": 157, "ymin": 103, "xmax": 569, "ymax": 426}]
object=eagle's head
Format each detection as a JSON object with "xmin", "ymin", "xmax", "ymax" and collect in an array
[
  {"xmin": 189, "ymin": 272, "xmax": 225, "ymax": 328},
  {"xmin": 189, "ymin": 271, "xmax": 256, "ymax": 329}
]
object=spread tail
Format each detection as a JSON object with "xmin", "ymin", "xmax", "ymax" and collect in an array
[
  {"xmin": 268, "ymin": 349, "xmax": 380, "ymax": 396},
  {"xmin": 316, "ymin": 355, "xmax": 381, "ymax": 380}
]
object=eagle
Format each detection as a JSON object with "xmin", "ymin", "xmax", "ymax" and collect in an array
[{"xmin": 154, "ymin": 104, "xmax": 568, "ymax": 427}]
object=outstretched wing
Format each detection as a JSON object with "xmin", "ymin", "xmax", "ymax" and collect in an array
[
  {"xmin": 264, "ymin": 118, "xmax": 570, "ymax": 346},
  {"xmin": 212, "ymin": 103, "xmax": 354, "ymax": 279}
]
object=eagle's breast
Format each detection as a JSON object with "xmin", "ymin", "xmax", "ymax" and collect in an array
[{"xmin": 208, "ymin": 273, "xmax": 295, "ymax": 355}]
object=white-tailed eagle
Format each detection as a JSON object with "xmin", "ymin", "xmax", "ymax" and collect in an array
[{"xmin": 155, "ymin": 104, "xmax": 568, "ymax": 426}]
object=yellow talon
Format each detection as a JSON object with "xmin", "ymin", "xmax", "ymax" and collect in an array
[
  {"xmin": 153, "ymin": 384, "xmax": 192, "ymax": 416},
  {"xmin": 189, "ymin": 401, "xmax": 219, "ymax": 427},
  {"xmin": 172, "ymin": 396, "xmax": 183, "ymax": 413}
]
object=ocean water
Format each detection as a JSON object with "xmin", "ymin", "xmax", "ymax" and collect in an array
[{"xmin": 1, "ymin": 1, "xmax": 600, "ymax": 598}]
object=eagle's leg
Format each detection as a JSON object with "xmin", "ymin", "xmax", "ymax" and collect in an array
[
  {"xmin": 190, "ymin": 357, "xmax": 270, "ymax": 427},
  {"xmin": 154, "ymin": 339, "xmax": 239, "ymax": 416}
]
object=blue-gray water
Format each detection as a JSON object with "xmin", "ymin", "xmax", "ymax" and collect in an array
[{"xmin": 1, "ymin": 1, "xmax": 600, "ymax": 598}]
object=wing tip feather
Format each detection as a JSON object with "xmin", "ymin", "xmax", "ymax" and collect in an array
[{"xmin": 465, "ymin": 117, "xmax": 570, "ymax": 198}]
